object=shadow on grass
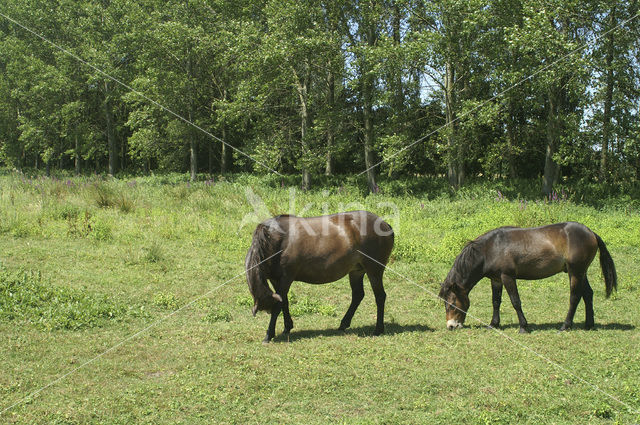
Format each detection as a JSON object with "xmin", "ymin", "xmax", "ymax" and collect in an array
[
  {"xmin": 275, "ymin": 322, "xmax": 434, "ymax": 343},
  {"xmin": 470, "ymin": 322, "xmax": 635, "ymax": 332}
]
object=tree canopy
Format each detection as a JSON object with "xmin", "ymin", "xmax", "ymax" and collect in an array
[{"xmin": 1, "ymin": 0, "xmax": 639, "ymax": 193}]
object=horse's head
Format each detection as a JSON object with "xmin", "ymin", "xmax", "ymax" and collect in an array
[
  {"xmin": 439, "ymin": 281, "xmax": 469, "ymax": 330},
  {"xmin": 251, "ymin": 291, "xmax": 283, "ymax": 316},
  {"xmin": 246, "ymin": 223, "xmax": 283, "ymax": 316}
]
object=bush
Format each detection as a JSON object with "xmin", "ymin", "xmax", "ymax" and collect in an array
[{"xmin": 153, "ymin": 292, "xmax": 180, "ymax": 310}]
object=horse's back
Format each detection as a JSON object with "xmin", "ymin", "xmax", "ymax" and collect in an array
[
  {"xmin": 277, "ymin": 211, "xmax": 394, "ymax": 283},
  {"xmin": 484, "ymin": 222, "xmax": 598, "ymax": 279}
]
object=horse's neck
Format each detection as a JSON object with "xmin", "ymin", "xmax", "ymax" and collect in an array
[{"xmin": 455, "ymin": 246, "xmax": 485, "ymax": 291}]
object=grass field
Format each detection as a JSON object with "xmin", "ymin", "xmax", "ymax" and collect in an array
[{"xmin": 0, "ymin": 171, "xmax": 639, "ymax": 424}]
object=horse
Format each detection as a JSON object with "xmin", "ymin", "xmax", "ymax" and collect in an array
[
  {"xmin": 245, "ymin": 211, "xmax": 394, "ymax": 342},
  {"xmin": 438, "ymin": 222, "xmax": 617, "ymax": 333}
]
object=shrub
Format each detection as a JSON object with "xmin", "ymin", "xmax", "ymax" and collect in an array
[
  {"xmin": 143, "ymin": 240, "xmax": 165, "ymax": 263},
  {"xmin": 89, "ymin": 217, "xmax": 113, "ymax": 241},
  {"xmin": 153, "ymin": 292, "xmax": 180, "ymax": 310},
  {"xmin": 91, "ymin": 182, "xmax": 117, "ymax": 208}
]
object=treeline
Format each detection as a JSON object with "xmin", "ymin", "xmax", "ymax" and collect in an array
[{"xmin": 0, "ymin": 0, "xmax": 639, "ymax": 193}]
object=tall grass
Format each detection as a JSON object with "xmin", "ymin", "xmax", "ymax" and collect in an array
[{"xmin": 1, "ymin": 170, "xmax": 639, "ymax": 423}]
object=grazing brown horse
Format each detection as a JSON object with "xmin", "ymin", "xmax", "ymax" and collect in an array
[
  {"xmin": 246, "ymin": 211, "xmax": 394, "ymax": 342},
  {"xmin": 439, "ymin": 222, "xmax": 617, "ymax": 333}
]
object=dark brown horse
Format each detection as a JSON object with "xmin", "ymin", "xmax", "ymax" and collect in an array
[
  {"xmin": 245, "ymin": 211, "xmax": 394, "ymax": 342},
  {"xmin": 439, "ymin": 222, "xmax": 617, "ymax": 333}
]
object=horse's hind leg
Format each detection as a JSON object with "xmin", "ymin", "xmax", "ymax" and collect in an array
[
  {"xmin": 560, "ymin": 272, "xmax": 585, "ymax": 331},
  {"xmin": 489, "ymin": 279, "xmax": 503, "ymax": 328},
  {"xmin": 366, "ymin": 269, "xmax": 386, "ymax": 336},
  {"xmin": 583, "ymin": 278, "xmax": 594, "ymax": 330},
  {"xmin": 339, "ymin": 272, "xmax": 365, "ymax": 331}
]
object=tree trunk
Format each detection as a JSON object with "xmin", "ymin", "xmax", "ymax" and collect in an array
[
  {"xmin": 74, "ymin": 132, "xmax": 80, "ymax": 176},
  {"xmin": 220, "ymin": 88, "xmax": 231, "ymax": 174},
  {"xmin": 104, "ymin": 81, "xmax": 116, "ymax": 176},
  {"xmin": 505, "ymin": 110, "xmax": 516, "ymax": 179},
  {"xmin": 295, "ymin": 63, "xmax": 312, "ymax": 190},
  {"xmin": 187, "ymin": 55, "xmax": 197, "ymax": 182},
  {"xmin": 325, "ymin": 68, "xmax": 335, "ymax": 176},
  {"xmin": 189, "ymin": 109, "xmax": 197, "ymax": 182},
  {"xmin": 600, "ymin": 6, "xmax": 616, "ymax": 182},
  {"xmin": 220, "ymin": 126, "xmax": 228, "ymax": 175},
  {"xmin": 363, "ymin": 13, "xmax": 377, "ymax": 193},
  {"xmin": 363, "ymin": 84, "xmax": 377, "ymax": 193},
  {"xmin": 300, "ymin": 94, "xmax": 311, "ymax": 190},
  {"xmin": 445, "ymin": 61, "xmax": 460, "ymax": 187},
  {"xmin": 543, "ymin": 90, "xmax": 560, "ymax": 196},
  {"xmin": 392, "ymin": 1, "xmax": 404, "ymax": 116}
]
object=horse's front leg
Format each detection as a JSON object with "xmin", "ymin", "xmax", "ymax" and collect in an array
[
  {"xmin": 501, "ymin": 274, "xmax": 528, "ymax": 333},
  {"xmin": 265, "ymin": 279, "xmax": 293, "ymax": 342},
  {"xmin": 264, "ymin": 302, "xmax": 282, "ymax": 343},
  {"xmin": 489, "ymin": 279, "xmax": 503, "ymax": 328},
  {"xmin": 281, "ymin": 291, "xmax": 294, "ymax": 334}
]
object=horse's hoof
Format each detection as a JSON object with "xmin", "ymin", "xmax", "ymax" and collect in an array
[
  {"xmin": 373, "ymin": 329, "xmax": 384, "ymax": 336},
  {"xmin": 585, "ymin": 323, "xmax": 595, "ymax": 331},
  {"xmin": 558, "ymin": 325, "xmax": 570, "ymax": 332},
  {"xmin": 518, "ymin": 327, "xmax": 529, "ymax": 334},
  {"xmin": 488, "ymin": 322, "xmax": 500, "ymax": 329}
]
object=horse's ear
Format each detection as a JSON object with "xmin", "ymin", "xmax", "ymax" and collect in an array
[{"xmin": 272, "ymin": 293, "xmax": 283, "ymax": 302}]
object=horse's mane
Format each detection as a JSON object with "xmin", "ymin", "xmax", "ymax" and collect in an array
[
  {"xmin": 245, "ymin": 218, "xmax": 286, "ymax": 313},
  {"xmin": 439, "ymin": 240, "xmax": 484, "ymax": 296}
]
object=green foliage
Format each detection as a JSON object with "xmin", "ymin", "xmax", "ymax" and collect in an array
[
  {"xmin": 235, "ymin": 295, "xmax": 253, "ymax": 307},
  {"xmin": 0, "ymin": 265, "xmax": 123, "ymax": 330},
  {"xmin": 153, "ymin": 292, "xmax": 180, "ymax": 310},
  {"xmin": 143, "ymin": 240, "xmax": 165, "ymax": 263},
  {"xmin": 592, "ymin": 404, "xmax": 614, "ymax": 419},
  {"xmin": 202, "ymin": 307, "xmax": 232, "ymax": 323},
  {"xmin": 88, "ymin": 216, "xmax": 112, "ymax": 241},
  {"xmin": 1, "ymin": 0, "xmax": 638, "ymax": 188},
  {"xmin": 288, "ymin": 291, "xmax": 337, "ymax": 317}
]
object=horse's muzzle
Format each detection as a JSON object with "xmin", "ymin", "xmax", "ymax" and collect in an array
[{"xmin": 447, "ymin": 319, "xmax": 463, "ymax": 330}]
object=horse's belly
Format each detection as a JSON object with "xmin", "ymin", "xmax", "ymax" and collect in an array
[
  {"xmin": 294, "ymin": 263, "xmax": 351, "ymax": 284},
  {"xmin": 286, "ymin": 255, "xmax": 361, "ymax": 284},
  {"xmin": 515, "ymin": 257, "xmax": 566, "ymax": 280}
]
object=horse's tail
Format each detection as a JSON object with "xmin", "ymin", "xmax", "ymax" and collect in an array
[
  {"xmin": 594, "ymin": 233, "xmax": 617, "ymax": 298},
  {"xmin": 245, "ymin": 222, "xmax": 282, "ymax": 316}
]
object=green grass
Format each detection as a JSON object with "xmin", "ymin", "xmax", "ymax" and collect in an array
[{"xmin": 0, "ymin": 171, "xmax": 639, "ymax": 424}]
